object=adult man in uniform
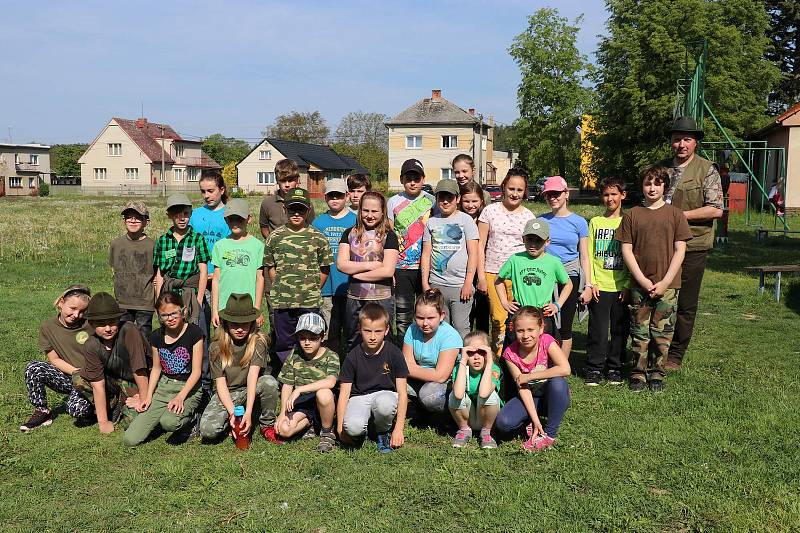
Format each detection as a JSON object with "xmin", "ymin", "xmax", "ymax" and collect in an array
[{"xmin": 658, "ymin": 116, "xmax": 723, "ymax": 370}]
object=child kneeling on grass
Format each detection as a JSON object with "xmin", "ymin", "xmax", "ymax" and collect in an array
[
  {"xmin": 495, "ymin": 307, "xmax": 571, "ymax": 452},
  {"xmin": 337, "ymin": 303, "xmax": 409, "ymax": 453},
  {"xmin": 276, "ymin": 312, "xmax": 340, "ymax": 453},
  {"xmin": 199, "ymin": 294, "xmax": 280, "ymax": 443},
  {"xmin": 449, "ymin": 331, "xmax": 502, "ymax": 449},
  {"xmin": 123, "ymin": 292, "xmax": 204, "ymax": 446}
]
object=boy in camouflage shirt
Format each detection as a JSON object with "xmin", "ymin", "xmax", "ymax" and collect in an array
[{"xmin": 263, "ymin": 188, "xmax": 333, "ymax": 364}]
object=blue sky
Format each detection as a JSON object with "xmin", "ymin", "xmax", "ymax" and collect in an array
[{"xmin": 1, "ymin": 0, "xmax": 607, "ymax": 145}]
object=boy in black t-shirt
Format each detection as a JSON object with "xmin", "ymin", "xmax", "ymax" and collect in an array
[{"xmin": 337, "ymin": 303, "xmax": 409, "ymax": 453}]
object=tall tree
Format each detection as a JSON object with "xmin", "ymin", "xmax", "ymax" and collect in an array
[
  {"xmin": 335, "ymin": 111, "xmax": 389, "ymax": 149},
  {"xmin": 50, "ymin": 144, "xmax": 88, "ymax": 176},
  {"xmin": 766, "ymin": 1, "xmax": 800, "ymax": 114},
  {"xmin": 594, "ymin": 0, "xmax": 779, "ymax": 178},
  {"xmin": 201, "ymin": 134, "xmax": 251, "ymax": 167},
  {"xmin": 331, "ymin": 142, "xmax": 388, "ymax": 181},
  {"xmin": 263, "ymin": 111, "xmax": 330, "ymax": 144},
  {"xmin": 508, "ymin": 8, "xmax": 594, "ymax": 179}
]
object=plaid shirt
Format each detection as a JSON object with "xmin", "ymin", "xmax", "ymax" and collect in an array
[{"xmin": 153, "ymin": 226, "xmax": 210, "ymax": 279}]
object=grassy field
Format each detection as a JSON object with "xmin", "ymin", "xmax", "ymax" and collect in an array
[{"xmin": 1, "ymin": 195, "xmax": 799, "ymax": 531}]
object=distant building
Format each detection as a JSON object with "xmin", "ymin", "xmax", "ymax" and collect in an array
[
  {"xmin": 385, "ymin": 89, "xmax": 494, "ymax": 189},
  {"xmin": 0, "ymin": 143, "xmax": 51, "ymax": 196},
  {"xmin": 78, "ymin": 117, "xmax": 220, "ymax": 194},
  {"xmin": 752, "ymin": 103, "xmax": 800, "ymax": 213},
  {"xmin": 489, "ymin": 150, "xmax": 519, "ymax": 185},
  {"xmin": 237, "ymin": 138, "xmax": 368, "ymax": 197}
]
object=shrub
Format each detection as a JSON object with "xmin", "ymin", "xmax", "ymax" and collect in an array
[{"xmin": 38, "ymin": 183, "xmax": 50, "ymax": 197}]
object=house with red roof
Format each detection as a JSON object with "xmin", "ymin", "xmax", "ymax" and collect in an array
[{"xmin": 78, "ymin": 117, "xmax": 220, "ymax": 194}]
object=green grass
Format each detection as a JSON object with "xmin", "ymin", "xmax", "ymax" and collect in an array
[{"xmin": 1, "ymin": 195, "xmax": 799, "ymax": 531}]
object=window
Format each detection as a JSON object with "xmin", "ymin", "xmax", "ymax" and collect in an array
[
  {"xmin": 259, "ymin": 150, "xmax": 272, "ymax": 160},
  {"xmin": 174, "ymin": 144, "xmax": 184, "ymax": 157},
  {"xmin": 173, "ymin": 168, "xmax": 183, "ymax": 182},
  {"xmin": 406, "ymin": 135, "xmax": 422, "ymax": 149},
  {"xmin": 441, "ymin": 135, "xmax": 458, "ymax": 149},
  {"xmin": 9, "ymin": 177, "xmax": 22, "ymax": 188},
  {"xmin": 94, "ymin": 168, "xmax": 107, "ymax": 181},
  {"xmin": 29, "ymin": 177, "xmax": 36, "ymax": 188},
  {"xmin": 125, "ymin": 168, "xmax": 139, "ymax": 180},
  {"xmin": 441, "ymin": 168, "xmax": 454, "ymax": 180},
  {"xmin": 187, "ymin": 168, "xmax": 200, "ymax": 182},
  {"xmin": 29, "ymin": 154, "xmax": 39, "ymax": 165},
  {"xmin": 258, "ymin": 171, "xmax": 276, "ymax": 185},
  {"xmin": 107, "ymin": 143, "xmax": 122, "ymax": 156}
]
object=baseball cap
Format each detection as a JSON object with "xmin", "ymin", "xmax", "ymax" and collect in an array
[
  {"xmin": 401, "ymin": 158, "xmax": 425, "ymax": 177},
  {"xmin": 223, "ymin": 198, "xmax": 250, "ymax": 219},
  {"xmin": 522, "ymin": 219, "xmax": 549, "ymax": 240},
  {"xmin": 434, "ymin": 179, "xmax": 459, "ymax": 196},
  {"xmin": 294, "ymin": 312, "xmax": 327, "ymax": 335},
  {"xmin": 166, "ymin": 193, "xmax": 192, "ymax": 209},
  {"xmin": 542, "ymin": 176, "xmax": 568, "ymax": 193},
  {"xmin": 325, "ymin": 178, "xmax": 348, "ymax": 195},
  {"xmin": 285, "ymin": 188, "xmax": 311, "ymax": 209},
  {"xmin": 121, "ymin": 201, "xmax": 149, "ymax": 218}
]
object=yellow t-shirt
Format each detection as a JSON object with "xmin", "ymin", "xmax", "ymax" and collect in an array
[{"xmin": 588, "ymin": 215, "xmax": 629, "ymax": 292}]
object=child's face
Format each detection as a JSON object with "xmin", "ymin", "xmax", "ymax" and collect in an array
[
  {"xmin": 199, "ymin": 180, "xmax": 225, "ymax": 208},
  {"xmin": 297, "ymin": 330, "xmax": 323, "ymax": 357},
  {"xmin": 325, "ymin": 192, "xmax": 347, "ymax": 214},
  {"xmin": 168, "ymin": 207, "xmax": 191, "ymax": 229},
  {"xmin": 225, "ymin": 215, "xmax": 250, "ymax": 236},
  {"xmin": 463, "ymin": 338, "xmax": 489, "ymax": 371},
  {"xmin": 278, "ymin": 177, "xmax": 298, "ymax": 194},
  {"xmin": 401, "ymin": 173, "xmax": 424, "ymax": 196},
  {"xmin": 524, "ymin": 235, "xmax": 548, "ymax": 257},
  {"xmin": 436, "ymin": 192, "xmax": 459, "ymax": 216},
  {"xmin": 414, "ymin": 303, "xmax": 444, "ymax": 336},
  {"xmin": 92, "ymin": 318, "xmax": 120, "ymax": 341},
  {"xmin": 503, "ymin": 177, "xmax": 526, "ymax": 208},
  {"xmin": 453, "ymin": 161, "xmax": 474, "ymax": 186},
  {"xmin": 348, "ymin": 186, "xmax": 367, "ymax": 209},
  {"xmin": 122, "ymin": 211, "xmax": 148, "ymax": 235},
  {"xmin": 157, "ymin": 303, "xmax": 184, "ymax": 329},
  {"xmin": 601, "ymin": 185, "xmax": 626, "ymax": 212},
  {"xmin": 514, "ymin": 315, "xmax": 542, "ymax": 349},
  {"xmin": 544, "ymin": 189, "xmax": 568, "ymax": 211},
  {"xmin": 286, "ymin": 204, "xmax": 308, "ymax": 229},
  {"xmin": 460, "ymin": 192, "xmax": 482, "ymax": 217},
  {"xmin": 226, "ymin": 320, "xmax": 252, "ymax": 341},
  {"xmin": 642, "ymin": 178, "xmax": 665, "ymax": 204},
  {"xmin": 360, "ymin": 317, "xmax": 388, "ymax": 350},
  {"xmin": 360, "ymin": 197, "xmax": 383, "ymax": 229},
  {"xmin": 58, "ymin": 296, "xmax": 88, "ymax": 326}
]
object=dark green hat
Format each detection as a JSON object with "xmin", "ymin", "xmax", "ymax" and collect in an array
[
  {"xmin": 667, "ymin": 116, "xmax": 704, "ymax": 140},
  {"xmin": 85, "ymin": 292, "xmax": 124, "ymax": 321},
  {"xmin": 219, "ymin": 293, "xmax": 260, "ymax": 323},
  {"xmin": 285, "ymin": 188, "xmax": 311, "ymax": 209}
]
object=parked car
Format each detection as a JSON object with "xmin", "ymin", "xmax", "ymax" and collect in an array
[
  {"xmin": 528, "ymin": 177, "xmax": 547, "ymax": 201},
  {"xmin": 485, "ymin": 185, "xmax": 502, "ymax": 202}
]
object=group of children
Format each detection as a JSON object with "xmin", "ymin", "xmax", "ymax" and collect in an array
[{"xmin": 20, "ymin": 154, "xmax": 692, "ymax": 453}]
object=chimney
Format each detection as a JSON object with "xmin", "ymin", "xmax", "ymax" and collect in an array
[
  {"xmin": 431, "ymin": 89, "xmax": 442, "ymax": 100},
  {"xmin": 468, "ymin": 108, "xmax": 475, "ymax": 115},
  {"xmin": 135, "ymin": 118, "xmax": 147, "ymax": 129}
]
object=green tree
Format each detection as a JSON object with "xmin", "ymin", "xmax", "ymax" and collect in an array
[
  {"xmin": 594, "ymin": 0, "xmax": 780, "ymax": 178},
  {"xmin": 201, "ymin": 134, "xmax": 251, "ymax": 167},
  {"xmin": 509, "ymin": 8, "xmax": 594, "ymax": 180},
  {"xmin": 50, "ymin": 144, "xmax": 88, "ymax": 176},
  {"xmin": 331, "ymin": 142, "xmax": 388, "ymax": 181},
  {"xmin": 492, "ymin": 123, "xmax": 520, "ymax": 153},
  {"xmin": 766, "ymin": 0, "xmax": 800, "ymax": 114},
  {"xmin": 263, "ymin": 111, "xmax": 330, "ymax": 144},
  {"xmin": 222, "ymin": 161, "xmax": 238, "ymax": 190},
  {"xmin": 334, "ymin": 111, "xmax": 389, "ymax": 149}
]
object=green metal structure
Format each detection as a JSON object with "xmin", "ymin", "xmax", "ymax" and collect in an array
[{"xmin": 673, "ymin": 39, "xmax": 788, "ymax": 231}]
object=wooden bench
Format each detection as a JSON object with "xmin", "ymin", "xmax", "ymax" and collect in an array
[
  {"xmin": 755, "ymin": 228, "xmax": 800, "ymax": 241},
  {"xmin": 744, "ymin": 265, "xmax": 800, "ymax": 301}
]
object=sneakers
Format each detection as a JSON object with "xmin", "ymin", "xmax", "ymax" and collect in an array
[
  {"xmin": 479, "ymin": 430, "xmax": 497, "ymax": 449},
  {"xmin": 629, "ymin": 379, "xmax": 648, "ymax": 392},
  {"xmin": 649, "ymin": 379, "xmax": 666, "ymax": 392},
  {"xmin": 606, "ymin": 370, "xmax": 623, "ymax": 385},
  {"xmin": 301, "ymin": 426, "xmax": 317, "ymax": 440},
  {"xmin": 376, "ymin": 432, "xmax": 393, "ymax": 454},
  {"xmin": 522, "ymin": 433, "xmax": 555, "ymax": 452},
  {"xmin": 452, "ymin": 428, "xmax": 472, "ymax": 448},
  {"xmin": 318, "ymin": 429, "xmax": 336, "ymax": 453},
  {"xmin": 260, "ymin": 425, "xmax": 284, "ymax": 444},
  {"xmin": 584, "ymin": 370, "xmax": 602, "ymax": 386},
  {"xmin": 20, "ymin": 408, "xmax": 53, "ymax": 432}
]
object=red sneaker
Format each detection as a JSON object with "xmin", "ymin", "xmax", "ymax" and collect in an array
[{"xmin": 260, "ymin": 425, "xmax": 284, "ymax": 444}]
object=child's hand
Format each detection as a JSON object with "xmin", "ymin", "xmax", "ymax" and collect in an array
[
  {"xmin": 639, "ymin": 278, "xmax": 655, "ymax": 294},
  {"xmin": 98, "ymin": 420, "xmax": 115, "ymax": 434},
  {"xmin": 460, "ymin": 283, "xmax": 474, "ymax": 302},
  {"xmin": 515, "ymin": 373, "xmax": 531, "ymax": 387},
  {"xmin": 649, "ymin": 280, "xmax": 668, "ymax": 299},
  {"xmin": 579, "ymin": 286, "xmax": 593, "ymax": 305},
  {"xmin": 238, "ymin": 412, "xmax": 252, "ymax": 435},
  {"xmin": 125, "ymin": 393, "xmax": 141, "ymax": 409},
  {"xmin": 196, "ymin": 293, "xmax": 204, "ymax": 306},
  {"xmin": 167, "ymin": 395, "xmax": 185, "ymax": 414},
  {"xmin": 421, "ymin": 281, "xmax": 431, "ymax": 293},
  {"xmin": 477, "ymin": 276, "xmax": 488, "ymax": 294},
  {"xmin": 211, "ymin": 312, "xmax": 220, "ymax": 328},
  {"xmin": 337, "ymin": 425, "xmax": 353, "ymax": 446},
  {"xmin": 138, "ymin": 396, "xmax": 152, "ymax": 412},
  {"xmin": 542, "ymin": 303, "xmax": 558, "ymax": 316},
  {"xmin": 502, "ymin": 300, "xmax": 519, "ymax": 314},
  {"xmin": 287, "ymin": 389, "xmax": 302, "ymax": 412},
  {"xmin": 256, "ymin": 314, "xmax": 265, "ymax": 327},
  {"xmin": 619, "ymin": 288, "xmax": 629, "ymax": 303},
  {"xmin": 390, "ymin": 426, "xmax": 405, "ymax": 448}
]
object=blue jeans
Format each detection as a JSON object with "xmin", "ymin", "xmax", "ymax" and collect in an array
[{"xmin": 495, "ymin": 376, "xmax": 570, "ymax": 437}]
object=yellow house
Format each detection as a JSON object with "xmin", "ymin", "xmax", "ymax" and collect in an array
[
  {"xmin": 0, "ymin": 143, "xmax": 51, "ymax": 196},
  {"xmin": 78, "ymin": 117, "xmax": 220, "ymax": 194},
  {"xmin": 385, "ymin": 89, "xmax": 493, "ymax": 189}
]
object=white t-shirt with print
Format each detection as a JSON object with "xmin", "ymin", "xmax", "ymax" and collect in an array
[{"xmin": 477, "ymin": 202, "xmax": 534, "ymax": 273}]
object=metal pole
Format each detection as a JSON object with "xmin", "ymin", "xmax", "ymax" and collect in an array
[{"xmin": 160, "ymin": 125, "xmax": 166, "ymax": 197}]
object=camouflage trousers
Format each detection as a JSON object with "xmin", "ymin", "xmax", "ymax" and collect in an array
[
  {"xmin": 199, "ymin": 374, "xmax": 279, "ymax": 440},
  {"xmin": 629, "ymin": 287, "xmax": 679, "ymax": 382},
  {"xmin": 72, "ymin": 373, "xmax": 139, "ymax": 428}
]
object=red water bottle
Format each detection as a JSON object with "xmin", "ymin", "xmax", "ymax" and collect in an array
[{"xmin": 232, "ymin": 405, "xmax": 250, "ymax": 450}]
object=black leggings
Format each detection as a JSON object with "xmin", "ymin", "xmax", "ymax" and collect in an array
[{"xmin": 558, "ymin": 275, "xmax": 580, "ymax": 341}]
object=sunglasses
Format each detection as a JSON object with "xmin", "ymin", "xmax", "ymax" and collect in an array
[{"xmin": 464, "ymin": 348, "xmax": 488, "ymax": 358}]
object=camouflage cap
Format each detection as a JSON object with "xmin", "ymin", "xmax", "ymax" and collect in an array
[{"xmin": 121, "ymin": 201, "xmax": 149, "ymax": 218}]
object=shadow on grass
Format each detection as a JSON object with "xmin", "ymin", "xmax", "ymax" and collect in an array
[
  {"xmin": 708, "ymin": 230, "xmax": 800, "ymax": 274},
  {"xmin": 784, "ymin": 280, "xmax": 800, "ymax": 317}
]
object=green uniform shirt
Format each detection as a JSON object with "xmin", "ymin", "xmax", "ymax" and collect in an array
[
  {"xmin": 263, "ymin": 225, "xmax": 333, "ymax": 309},
  {"xmin": 451, "ymin": 361, "xmax": 504, "ymax": 406},
  {"xmin": 210, "ymin": 336, "xmax": 269, "ymax": 390},
  {"xmin": 498, "ymin": 252, "xmax": 569, "ymax": 307},
  {"xmin": 153, "ymin": 226, "xmax": 210, "ymax": 280},
  {"xmin": 588, "ymin": 215, "xmax": 629, "ymax": 292},
  {"xmin": 278, "ymin": 347, "xmax": 340, "ymax": 387},
  {"xmin": 211, "ymin": 235, "xmax": 265, "ymax": 311}
]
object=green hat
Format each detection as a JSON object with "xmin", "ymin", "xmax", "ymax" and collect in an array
[
  {"xmin": 166, "ymin": 193, "xmax": 192, "ymax": 210},
  {"xmin": 435, "ymin": 179, "xmax": 460, "ymax": 196},
  {"xmin": 522, "ymin": 218, "xmax": 549, "ymax": 240},
  {"xmin": 285, "ymin": 188, "xmax": 311, "ymax": 209},
  {"xmin": 667, "ymin": 116, "xmax": 704, "ymax": 140},
  {"xmin": 85, "ymin": 292, "xmax": 124, "ymax": 321},
  {"xmin": 224, "ymin": 198, "xmax": 250, "ymax": 219},
  {"xmin": 219, "ymin": 293, "xmax": 260, "ymax": 323}
]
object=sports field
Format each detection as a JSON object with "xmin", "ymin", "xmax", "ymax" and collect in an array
[{"xmin": 1, "ymin": 195, "xmax": 798, "ymax": 531}]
